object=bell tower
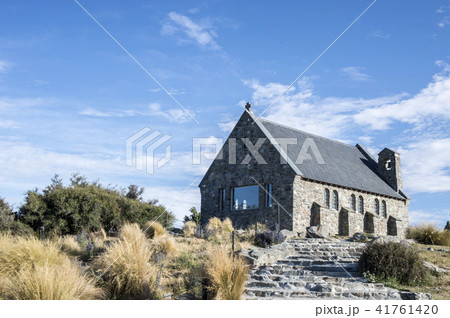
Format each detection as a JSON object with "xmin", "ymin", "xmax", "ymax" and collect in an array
[{"xmin": 378, "ymin": 148, "xmax": 402, "ymax": 192}]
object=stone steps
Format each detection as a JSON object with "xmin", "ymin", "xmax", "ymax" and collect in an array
[{"xmin": 243, "ymin": 238, "xmax": 428, "ymax": 300}]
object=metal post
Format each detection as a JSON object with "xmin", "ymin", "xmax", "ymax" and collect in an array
[{"xmin": 40, "ymin": 226, "xmax": 45, "ymax": 240}]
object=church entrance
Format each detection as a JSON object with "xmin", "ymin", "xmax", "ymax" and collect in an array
[
  {"xmin": 387, "ymin": 216, "xmax": 397, "ymax": 236},
  {"xmin": 363, "ymin": 213, "xmax": 374, "ymax": 234},
  {"xmin": 338, "ymin": 210, "xmax": 349, "ymax": 236}
]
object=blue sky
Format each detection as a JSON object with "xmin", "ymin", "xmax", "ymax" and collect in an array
[{"xmin": 1, "ymin": 0, "xmax": 450, "ymax": 228}]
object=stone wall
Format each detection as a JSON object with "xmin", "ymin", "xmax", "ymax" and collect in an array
[
  {"xmin": 200, "ymin": 110, "xmax": 297, "ymax": 230},
  {"xmin": 292, "ymin": 177, "xmax": 409, "ymax": 238}
]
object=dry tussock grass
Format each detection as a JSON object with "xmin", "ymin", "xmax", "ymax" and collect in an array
[
  {"xmin": 182, "ymin": 221, "xmax": 197, "ymax": 237},
  {"xmin": 58, "ymin": 235, "xmax": 82, "ymax": 256},
  {"xmin": 95, "ymin": 223, "xmax": 159, "ymax": 299},
  {"xmin": 151, "ymin": 236, "xmax": 177, "ymax": 257},
  {"xmin": 0, "ymin": 234, "xmax": 102, "ymax": 300},
  {"xmin": 409, "ymin": 223, "xmax": 450, "ymax": 246},
  {"xmin": 146, "ymin": 221, "xmax": 167, "ymax": 239},
  {"xmin": 222, "ymin": 218, "xmax": 234, "ymax": 233},
  {"xmin": 205, "ymin": 245, "xmax": 248, "ymax": 300}
]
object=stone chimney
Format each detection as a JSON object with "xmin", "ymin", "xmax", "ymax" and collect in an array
[{"xmin": 378, "ymin": 148, "xmax": 402, "ymax": 192}]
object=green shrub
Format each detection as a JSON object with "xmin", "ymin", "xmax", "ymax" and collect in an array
[
  {"xmin": 17, "ymin": 174, "xmax": 174, "ymax": 235},
  {"xmin": 359, "ymin": 242, "xmax": 428, "ymax": 286},
  {"xmin": 408, "ymin": 223, "xmax": 450, "ymax": 246},
  {"xmin": 254, "ymin": 231, "xmax": 285, "ymax": 248}
]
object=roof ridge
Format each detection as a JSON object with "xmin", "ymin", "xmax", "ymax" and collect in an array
[{"xmin": 258, "ymin": 117, "xmax": 356, "ymax": 149}]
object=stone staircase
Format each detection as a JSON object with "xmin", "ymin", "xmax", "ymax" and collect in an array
[{"xmin": 243, "ymin": 238, "xmax": 427, "ymax": 300}]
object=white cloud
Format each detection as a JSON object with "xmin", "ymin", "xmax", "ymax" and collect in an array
[
  {"xmin": 218, "ymin": 120, "xmax": 237, "ymax": 132},
  {"xmin": 409, "ymin": 209, "xmax": 450, "ymax": 227},
  {"xmin": 143, "ymin": 185, "xmax": 200, "ymax": 225},
  {"xmin": 354, "ymin": 70, "xmax": 450, "ymax": 130},
  {"xmin": 162, "ymin": 12, "xmax": 220, "ymax": 50},
  {"xmin": 0, "ymin": 60, "xmax": 12, "ymax": 73},
  {"xmin": 341, "ymin": 66, "xmax": 371, "ymax": 81},
  {"xmin": 79, "ymin": 103, "xmax": 193, "ymax": 123},
  {"xmin": 243, "ymin": 77, "xmax": 403, "ymax": 138},
  {"xmin": 368, "ymin": 30, "xmax": 391, "ymax": 39},
  {"xmin": 0, "ymin": 120, "xmax": 19, "ymax": 129},
  {"xmin": 398, "ymin": 138, "xmax": 450, "ymax": 193}
]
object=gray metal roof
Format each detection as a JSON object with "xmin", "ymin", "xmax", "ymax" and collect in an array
[{"xmin": 256, "ymin": 116, "xmax": 406, "ymax": 200}]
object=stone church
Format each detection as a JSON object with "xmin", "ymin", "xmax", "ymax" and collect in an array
[{"xmin": 199, "ymin": 104, "xmax": 409, "ymax": 238}]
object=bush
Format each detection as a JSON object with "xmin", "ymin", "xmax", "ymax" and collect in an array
[
  {"xmin": 182, "ymin": 221, "xmax": 197, "ymax": 237},
  {"xmin": 359, "ymin": 242, "xmax": 428, "ymax": 285},
  {"xmin": 17, "ymin": 174, "xmax": 174, "ymax": 235},
  {"xmin": 408, "ymin": 223, "xmax": 450, "ymax": 246},
  {"xmin": 254, "ymin": 231, "xmax": 285, "ymax": 248},
  {"xmin": 205, "ymin": 245, "xmax": 248, "ymax": 300},
  {"xmin": 95, "ymin": 223, "xmax": 159, "ymax": 299},
  {"xmin": 0, "ymin": 234, "xmax": 102, "ymax": 299},
  {"xmin": 146, "ymin": 221, "xmax": 166, "ymax": 239}
]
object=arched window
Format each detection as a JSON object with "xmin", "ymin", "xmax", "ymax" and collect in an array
[
  {"xmin": 375, "ymin": 199, "xmax": 380, "ymax": 215},
  {"xmin": 324, "ymin": 189, "xmax": 330, "ymax": 208},
  {"xmin": 332, "ymin": 190, "xmax": 339, "ymax": 210},
  {"xmin": 350, "ymin": 194, "xmax": 356, "ymax": 211},
  {"xmin": 358, "ymin": 196, "xmax": 364, "ymax": 214},
  {"xmin": 381, "ymin": 200, "xmax": 387, "ymax": 218}
]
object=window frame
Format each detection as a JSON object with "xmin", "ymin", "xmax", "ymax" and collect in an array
[
  {"xmin": 358, "ymin": 196, "xmax": 364, "ymax": 214},
  {"xmin": 218, "ymin": 188, "xmax": 225, "ymax": 211},
  {"xmin": 324, "ymin": 188, "xmax": 330, "ymax": 208},
  {"xmin": 230, "ymin": 185, "xmax": 260, "ymax": 211},
  {"xmin": 381, "ymin": 200, "xmax": 387, "ymax": 218},
  {"xmin": 264, "ymin": 183, "xmax": 273, "ymax": 208},
  {"xmin": 332, "ymin": 190, "xmax": 339, "ymax": 210},
  {"xmin": 375, "ymin": 198, "xmax": 380, "ymax": 215},
  {"xmin": 350, "ymin": 194, "xmax": 356, "ymax": 211}
]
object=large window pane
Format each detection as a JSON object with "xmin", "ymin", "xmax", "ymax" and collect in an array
[{"xmin": 232, "ymin": 185, "xmax": 259, "ymax": 210}]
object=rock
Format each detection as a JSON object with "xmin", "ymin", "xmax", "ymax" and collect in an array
[
  {"xmin": 176, "ymin": 293, "xmax": 196, "ymax": 300},
  {"xmin": 400, "ymin": 292, "xmax": 432, "ymax": 300},
  {"xmin": 280, "ymin": 229, "xmax": 296, "ymax": 240},
  {"xmin": 306, "ymin": 226, "xmax": 326, "ymax": 238},
  {"xmin": 240, "ymin": 241, "xmax": 295, "ymax": 266},
  {"xmin": 427, "ymin": 247, "xmax": 434, "ymax": 251},
  {"xmin": 423, "ymin": 261, "xmax": 448, "ymax": 274},
  {"xmin": 369, "ymin": 236, "xmax": 414, "ymax": 245},
  {"xmin": 351, "ymin": 232, "xmax": 367, "ymax": 242}
]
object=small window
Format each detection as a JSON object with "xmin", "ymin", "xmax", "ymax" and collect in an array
[
  {"xmin": 231, "ymin": 185, "xmax": 259, "ymax": 211},
  {"xmin": 332, "ymin": 190, "xmax": 339, "ymax": 210},
  {"xmin": 358, "ymin": 196, "xmax": 364, "ymax": 214},
  {"xmin": 218, "ymin": 188, "xmax": 225, "ymax": 211},
  {"xmin": 264, "ymin": 184, "xmax": 273, "ymax": 208},
  {"xmin": 381, "ymin": 200, "xmax": 387, "ymax": 218},
  {"xmin": 350, "ymin": 194, "xmax": 356, "ymax": 211},
  {"xmin": 324, "ymin": 189, "xmax": 330, "ymax": 208},
  {"xmin": 375, "ymin": 199, "xmax": 380, "ymax": 215}
]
